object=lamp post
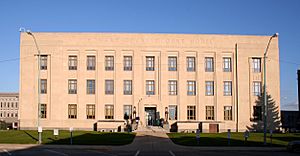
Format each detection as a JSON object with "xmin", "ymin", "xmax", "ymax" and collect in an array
[
  {"xmin": 19, "ymin": 28, "xmax": 42, "ymax": 144},
  {"xmin": 263, "ymin": 33, "xmax": 278, "ymax": 145}
]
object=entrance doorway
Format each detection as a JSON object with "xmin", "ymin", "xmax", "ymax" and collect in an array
[
  {"xmin": 209, "ymin": 124, "xmax": 219, "ymax": 133},
  {"xmin": 145, "ymin": 107, "xmax": 156, "ymax": 126}
]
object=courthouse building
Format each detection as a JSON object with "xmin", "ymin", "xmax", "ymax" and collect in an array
[{"xmin": 19, "ymin": 32, "xmax": 280, "ymax": 132}]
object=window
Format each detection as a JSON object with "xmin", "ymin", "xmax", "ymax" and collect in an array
[
  {"xmin": 206, "ymin": 106, "xmax": 214, "ymax": 120},
  {"xmin": 224, "ymin": 106, "xmax": 232, "ymax": 120},
  {"xmin": 86, "ymin": 104, "xmax": 95, "ymax": 119},
  {"xmin": 40, "ymin": 55, "xmax": 47, "ymax": 70},
  {"xmin": 253, "ymin": 81, "xmax": 261, "ymax": 96},
  {"xmin": 16, "ymin": 102, "xmax": 18, "ymax": 108},
  {"xmin": 105, "ymin": 56, "xmax": 114, "ymax": 71},
  {"xmin": 146, "ymin": 56, "xmax": 155, "ymax": 71},
  {"xmin": 69, "ymin": 56, "xmax": 77, "ymax": 70},
  {"xmin": 187, "ymin": 106, "xmax": 196, "ymax": 120},
  {"xmin": 124, "ymin": 56, "xmax": 132, "ymax": 71},
  {"xmin": 168, "ymin": 80, "xmax": 177, "ymax": 95},
  {"xmin": 253, "ymin": 106, "xmax": 262, "ymax": 121},
  {"xmin": 11, "ymin": 102, "xmax": 14, "ymax": 108},
  {"xmin": 224, "ymin": 81, "xmax": 232, "ymax": 96},
  {"xmin": 223, "ymin": 57, "xmax": 232, "ymax": 72},
  {"xmin": 205, "ymin": 57, "xmax": 214, "ymax": 72},
  {"xmin": 187, "ymin": 57, "xmax": 195, "ymax": 71},
  {"xmin": 105, "ymin": 80, "xmax": 114, "ymax": 94},
  {"xmin": 87, "ymin": 56, "xmax": 96, "ymax": 70},
  {"xmin": 124, "ymin": 105, "xmax": 132, "ymax": 119},
  {"xmin": 41, "ymin": 79, "xmax": 47, "ymax": 94},
  {"xmin": 41, "ymin": 104, "xmax": 47, "ymax": 118},
  {"xmin": 7, "ymin": 102, "xmax": 9, "ymax": 108},
  {"xmin": 252, "ymin": 58, "xmax": 261, "ymax": 73},
  {"xmin": 68, "ymin": 104, "xmax": 77, "ymax": 119},
  {"xmin": 169, "ymin": 105, "xmax": 177, "ymax": 120},
  {"xmin": 123, "ymin": 80, "xmax": 132, "ymax": 95},
  {"xmin": 146, "ymin": 80, "xmax": 155, "ymax": 95},
  {"xmin": 105, "ymin": 105, "xmax": 114, "ymax": 119},
  {"xmin": 187, "ymin": 81, "xmax": 196, "ymax": 95},
  {"xmin": 87, "ymin": 80, "xmax": 95, "ymax": 94},
  {"xmin": 205, "ymin": 81, "xmax": 214, "ymax": 96},
  {"xmin": 168, "ymin": 57, "xmax": 177, "ymax": 71},
  {"xmin": 68, "ymin": 79, "xmax": 77, "ymax": 94}
]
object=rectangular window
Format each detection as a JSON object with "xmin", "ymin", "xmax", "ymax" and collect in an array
[
  {"xmin": 187, "ymin": 81, "xmax": 196, "ymax": 95},
  {"xmin": 168, "ymin": 56, "xmax": 177, "ymax": 71},
  {"xmin": 124, "ymin": 56, "xmax": 132, "ymax": 71},
  {"xmin": 68, "ymin": 55, "xmax": 77, "ymax": 70},
  {"xmin": 205, "ymin": 81, "xmax": 214, "ymax": 96},
  {"xmin": 169, "ymin": 105, "xmax": 177, "ymax": 120},
  {"xmin": 105, "ymin": 105, "xmax": 114, "ymax": 119},
  {"xmin": 223, "ymin": 57, "xmax": 232, "ymax": 72},
  {"xmin": 86, "ymin": 104, "xmax": 95, "ymax": 119},
  {"xmin": 146, "ymin": 56, "xmax": 155, "ymax": 71},
  {"xmin": 168, "ymin": 80, "xmax": 177, "ymax": 95},
  {"xmin": 187, "ymin": 106, "xmax": 196, "ymax": 120},
  {"xmin": 105, "ymin": 80, "xmax": 114, "ymax": 95},
  {"xmin": 40, "ymin": 55, "xmax": 47, "ymax": 70},
  {"xmin": 123, "ymin": 105, "xmax": 132, "ymax": 119},
  {"xmin": 68, "ymin": 104, "xmax": 77, "ymax": 119},
  {"xmin": 41, "ymin": 79, "xmax": 47, "ymax": 94},
  {"xmin": 146, "ymin": 80, "xmax": 155, "ymax": 95},
  {"xmin": 87, "ymin": 80, "xmax": 95, "ymax": 94},
  {"xmin": 124, "ymin": 80, "xmax": 132, "ymax": 95},
  {"xmin": 68, "ymin": 79, "xmax": 77, "ymax": 94},
  {"xmin": 252, "ymin": 58, "xmax": 261, "ymax": 73},
  {"xmin": 253, "ymin": 106, "xmax": 262, "ymax": 121},
  {"xmin": 224, "ymin": 81, "xmax": 232, "ymax": 96},
  {"xmin": 206, "ymin": 106, "xmax": 214, "ymax": 120},
  {"xmin": 253, "ymin": 81, "xmax": 262, "ymax": 96},
  {"xmin": 40, "ymin": 104, "xmax": 47, "ymax": 119},
  {"xmin": 105, "ymin": 56, "xmax": 114, "ymax": 71},
  {"xmin": 224, "ymin": 106, "xmax": 232, "ymax": 120},
  {"xmin": 187, "ymin": 57, "xmax": 195, "ymax": 71},
  {"xmin": 205, "ymin": 57, "xmax": 214, "ymax": 72},
  {"xmin": 87, "ymin": 56, "xmax": 96, "ymax": 70}
]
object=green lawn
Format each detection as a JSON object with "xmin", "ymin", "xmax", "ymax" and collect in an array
[
  {"xmin": 0, "ymin": 130, "xmax": 135, "ymax": 145},
  {"xmin": 167, "ymin": 132, "xmax": 300, "ymax": 146}
]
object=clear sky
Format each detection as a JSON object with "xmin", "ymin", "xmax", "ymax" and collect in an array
[{"xmin": 0, "ymin": 0, "xmax": 299, "ymax": 110}]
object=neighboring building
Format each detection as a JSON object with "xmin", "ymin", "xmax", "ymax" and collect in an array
[
  {"xmin": 19, "ymin": 32, "xmax": 280, "ymax": 132},
  {"xmin": 0, "ymin": 93, "xmax": 19, "ymax": 129},
  {"xmin": 281, "ymin": 111, "xmax": 299, "ymax": 132}
]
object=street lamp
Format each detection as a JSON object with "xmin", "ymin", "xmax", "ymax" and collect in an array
[
  {"xmin": 19, "ymin": 27, "xmax": 42, "ymax": 144},
  {"xmin": 263, "ymin": 33, "xmax": 278, "ymax": 145}
]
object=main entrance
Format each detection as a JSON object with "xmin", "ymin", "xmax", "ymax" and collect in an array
[{"xmin": 145, "ymin": 107, "xmax": 157, "ymax": 126}]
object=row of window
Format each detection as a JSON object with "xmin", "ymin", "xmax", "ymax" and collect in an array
[
  {"xmin": 0, "ymin": 112, "xmax": 18, "ymax": 118},
  {"xmin": 39, "ymin": 55, "xmax": 263, "ymax": 73},
  {"xmin": 0, "ymin": 102, "xmax": 18, "ymax": 108}
]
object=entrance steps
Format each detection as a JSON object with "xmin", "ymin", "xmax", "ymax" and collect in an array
[{"xmin": 135, "ymin": 125, "xmax": 168, "ymax": 132}]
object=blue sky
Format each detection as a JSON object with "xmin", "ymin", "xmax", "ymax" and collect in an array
[{"xmin": 0, "ymin": 0, "xmax": 299, "ymax": 110}]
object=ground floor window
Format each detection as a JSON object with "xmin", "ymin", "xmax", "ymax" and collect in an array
[
  {"xmin": 40, "ymin": 104, "xmax": 47, "ymax": 118},
  {"xmin": 105, "ymin": 105, "xmax": 114, "ymax": 119},
  {"xmin": 224, "ymin": 106, "xmax": 232, "ymax": 120},
  {"xmin": 206, "ymin": 106, "xmax": 214, "ymax": 120},
  {"xmin": 124, "ymin": 105, "xmax": 132, "ymax": 119},
  {"xmin": 68, "ymin": 104, "xmax": 77, "ymax": 119},
  {"xmin": 86, "ymin": 104, "xmax": 95, "ymax": 119},
  {"xmin": 253, "ymin": 106, "xmax": 262, "ymax": 121},
  {"xmin": 187, "ymin": 106, "xmax": 196, "ymax": 120},
  {"xmin": 169, "ymin": 105, "xmax": 177, "ymax": 120}
]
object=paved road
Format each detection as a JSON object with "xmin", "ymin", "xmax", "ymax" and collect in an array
[{"xmin": 0, "ymin": 127, "xmax": 299, "ymax": 156}]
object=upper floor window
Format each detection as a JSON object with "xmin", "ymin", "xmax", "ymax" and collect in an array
[
  {"xmin": 105, "ymin": 80, "xmax": 114, "ymax": 95},
  {"xmin": 124, "ymin": 56, "xmax": 132, "ymax": 71},
  {"xmin": 187, "ymin": 106, "xmax": 196, "ymax": 120},
  {"xmin": 146, "ymin": 56, "xmax": 155, "ymax": 71},
  {"xmin": 87, "ymin": 56, "xmax": 96, "ymax": 70},
  {"xmin": 224, "ymin": 81, "xmax": 232, "ymax": 96},
  {"xmin": 40, "ymin": 55, "xmax": 47, "ymax": 70},
  {"xmin": 168, "ymin": 80, "xmax": 177, "ymax": 95},
  {"xmin": 69, "ymin": 55, "xmax": 77, "ymax": 70},
  {"xmin": 124, "ymin": 80, "xmax": 132, "ymax": 95},
  {"xmin": 223, "ymin": 57, "xmax": 232, "ymax": 72},
  {"xmin": 187, "ymin": 57, "xmax": 195, "ymax": 71},
  {"xmin": 86, "ymin": 104, "xmax": 95, "ymax": 119},
  {"xmin": 187, "ymin": 81, "xmax": 196, "ymax": 95},
  {"xmin": 205, "ymin": 81, "xmax": 214, "ymax": 96},
  {"xmin": 87, "ymin": 80, "xmax": 95, "ymax": 94},
  {"xmin": 40, "ymin": 79, "xmax": 47, "ymax": 94},
  {"xmin": 168, "ymin": 57, "xmax": 177, "ymax": 71},
  {"xmin": 252, "ymin": 58, "xmax": 261, "ymax": 73},
  {"xmin": 68, "ymin": 79, "xmax": 77, "ymax": 94},
  {"xmin": 105, "ymin": 56, "xmax": 114, "ymax": 71},
  {"xmin": 205, "ymin": 57, "xmax": 214, "ymax": 72},
  {"xmin": 146, "ymin": 80, "xmax": 155, "ymax": 95},
  {"xmin": 224, "ymin": 106, "xmax": 232, "ymax": 120},
  {"xmin": 253, "ymin": 81, "xmax": 262, "ymax": 96},
  {"xmin": 41, "ymin": 104, "xmax": 47, "ymax": 119}
]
